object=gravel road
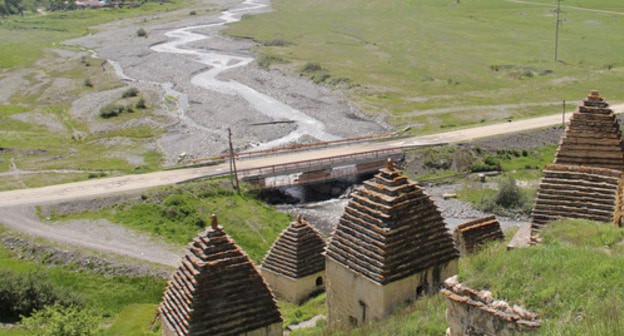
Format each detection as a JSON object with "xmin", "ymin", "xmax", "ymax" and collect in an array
[{"xmin": 0, "ymin": 206, "xmax": 182, "ymax": 267}]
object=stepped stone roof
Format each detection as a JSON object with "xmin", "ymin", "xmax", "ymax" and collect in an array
[
  {"xmin": 159, "ymin": 215, "xmax": 282, "ymax": 336},
  {"xmin": 262, "ymin": 216, "xmax": 326, "ymax": 279},
  {"xmin": 531, "ymin": 164, "xmax": 623, "ymax": 230},
  {"xmin": 554, "ymin": 90, "xmax": 624, "ymax": 170},
  {"xmin": 454, "ymin": 215, "xmax": 504, "ymax": 255},
  {"xmin": 325, "ymin": 159, "xmax": 459, "ymax": 285}
]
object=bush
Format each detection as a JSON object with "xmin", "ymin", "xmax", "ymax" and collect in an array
[
  {"xmin": 19, "ymin": 304, "xmax": 99, "ymax": 336},
  {"xmin": 257, "ymin": 54, "xmax": 286, "ymax": 70},
  {"xmin": 136, "ymin": 28, "xmax": 147, "ymax": 37},
  {"xmin": 135, "ymin": 97, "xmax": 147, "ymax": 109},
  {"xmin": 83, "ymin": 79, "xmax": 93, "ymax": 88},
  {"xmin": 262, "ymin": 39, "xmax": 290, "ymax": 47},
  {"xmin": 189, "ymin": 10, "xmax": 196, "ymax": 15},
  {"xmin": 479, "ymin": 176, "xmax": 533, "ymax": 215},
  {"xmin": 99, "ymin": 103, "xmax": 125, "ymax": 118},
  {"xmin": 122, "ymin": 87, "xmax": 139, "ymax": 98},
  {"xmin": 302, "ymin": 62, "xmax": 322, "ymax": 72},
  {"xmin": 0, "ymin": 270, "xmax": 84, "ymax": 322},
  {"xmin": 493, "ymin": 175, "xmax": 523, "ymax": 208}
]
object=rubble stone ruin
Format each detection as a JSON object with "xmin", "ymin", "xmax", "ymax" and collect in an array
[
  {"xmin": 160, "ymin": 215, "xmax": 283, "ymax": 336},
  {"xmin": 441, "ymin": 276, "xmax": 541, "ymax": 336},
  {"xmin": 454, "ymin": 215, "xmax": 504, "ymax": 256},
  {"xmin": 325, "ymin": 159, "xmax": 459, "ymax": 328},
  {"xmin": 261, "ymin": 215, "xmax": 326, "ymax": 304},
  {"xmin": 531, "ymin": 91, "xmax": 624, "ymax": 231}
]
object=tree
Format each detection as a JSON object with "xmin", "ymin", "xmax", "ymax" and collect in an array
[{"xmin": 19, "ymin": 304, "xmax": 99, "ymax": 336}]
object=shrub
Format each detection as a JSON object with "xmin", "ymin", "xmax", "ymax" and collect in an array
[
  {"xmin": 19, "ymin": 304, "xmax": 99, "ymax": 336},
  {"xmin": 136, "ymin": 28, "xmax": 147, "ymax": 37},
  {"xmin": 189, "ymin": 10, "xmax": 196, "ymax": 15},
  {"xmin": 83, "ymin": 79, "xmax": 93, "ymax": 88},
  {"xmin": 493, "ymin": 175, "xmax": 523, "ymax": 208},
  {"xmin": 262, "ymin": 39, "xmax": 290, "ymax": 47},
  {"xmin": 0, "ymin": 270, "xmax": 84, "ymax": 322},
  {"xmin": 122, "ymin": 87, "xmax": 139, "ymax": 98},
  {"xmin": 478, "ymin": 176, "xmax": 533, "ymax": 215},
  {"xmin": 99, "ymin": 103, "xmax": 125, "ymax": 118},
  {"xmin": 302, "ymin": 62, "xmax": 322, "ymax": 73},
  {"xmin": 135, "ymin": 97, "xmax": 147, "ymax": 109},
  {"xmin": 257, "ymin": 54, "xmax": 286, "ymax": 70}
]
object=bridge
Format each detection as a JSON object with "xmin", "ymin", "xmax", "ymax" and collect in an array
[
  {"xmin": 238, "ymin": 147, "xmax": 406, "ymax": 189},
  {"xmin": 2, "ymin": 106, "xmax": 623, "ymax": 207}
]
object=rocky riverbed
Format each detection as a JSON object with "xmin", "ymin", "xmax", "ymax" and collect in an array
[{"xmin": 65, "ymin": 0, "xmax": 387, "ymax": 164}]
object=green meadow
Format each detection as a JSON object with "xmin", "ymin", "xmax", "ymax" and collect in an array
[{"xmin": 228, "ymin": 0, "xmax": 624, "ymax": 133}]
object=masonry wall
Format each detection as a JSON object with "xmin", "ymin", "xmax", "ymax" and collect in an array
[
  {"xmin": 162, "ymin": 321, "xmax": 282, "ymax": 336},
  {"xmin": 441, "ymin": 276, "xmax": 540, "ymax": 336},
  {"xmin": 326, "ymin": 258, "xmax": 458, "ymax": 328},
  {"xmin": 261, "ymin": 268, "xmax": 325, "ymax": 304}
]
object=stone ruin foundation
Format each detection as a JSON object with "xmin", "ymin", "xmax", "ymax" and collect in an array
[
  {"xmin": 454, "ymin": 215, "xmax": 504, "ymax": 255},
  {"xmin": 325, "ymin": 159, "xmax": 459, "ymax": 328},
  {"xmin": 159, "ymin": 215, "xmax": 282, "ymax": 336},
  {"xmin": 441, "ymin": 276, "xmax": 541, "ymax": 336},
  {"xmin": 531, "ymin": 91, "xmax": 624, "ymax": 232},
  {"xmin": 261, "ymin": 215, "xmax": 326, "ymax": 304}
]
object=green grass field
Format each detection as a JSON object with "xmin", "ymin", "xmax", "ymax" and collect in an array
[{"xmin": 228, "ymin": 0, "xmax": 624, "ymax": 133}]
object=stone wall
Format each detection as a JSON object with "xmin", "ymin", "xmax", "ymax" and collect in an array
[
  {"xmin": 327, "ymin": 258, "xmax": 458, "ymax": 328},
  {"xmin": 441, "ymin": 276, "xmax": 540, "ymax": 336},
  {"xmin": 453, "ymin": 215, "xmax": 504, "ymax": 255},
  {"xmin": 261, "ymin": 268, "xmax": 324, "ymax": 304}
]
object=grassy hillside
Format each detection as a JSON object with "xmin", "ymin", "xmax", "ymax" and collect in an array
[
  {"xmin": 0, "ymin": 2, "xmax": 195, "ymax": 190},
  {"xmin": 227, "ymin": 0, "xmax": 624, "ymax": 133},
  {"xmin": 0, "ymin": 248, "xmax": 166, "ymax": 336},
  {"xmin": 291, "ymin": 219, "xmax": 624, "ymax": 335},
  {"xmin": 0, "ymin": 2, "xmax": 185, "ymax": 70},
  {"xmin": 50, "ymin": 180, "xmax": 292, "ymax": 262}
]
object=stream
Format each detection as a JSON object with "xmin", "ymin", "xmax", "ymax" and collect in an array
[{"xmin": 150, "ymin": 0, "xmax": 341, "ymax": 150}]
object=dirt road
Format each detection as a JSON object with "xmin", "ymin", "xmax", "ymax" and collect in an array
[{"xmin": 2, "ymin": 103, "xmax": 622, "ymax": 207}]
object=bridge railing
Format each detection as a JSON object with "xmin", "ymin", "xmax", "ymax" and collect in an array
[{"xmin": 237, "ymin": 147, "xmax": 404, "ymax": 179}]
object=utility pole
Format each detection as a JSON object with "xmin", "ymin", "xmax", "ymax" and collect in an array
[
  {"xmin": 227, "ymin": 128, "xmax": 240, "ymax": 194},
  {"xmin": 554, "ymin": 0, "xmax": 563, "ymax": 62},
  {"xmin": 562, "ymin": 100, "xmax": 566, "ymax": 128}
]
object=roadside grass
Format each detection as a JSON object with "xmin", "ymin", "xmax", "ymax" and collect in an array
[
  {"xmin": 0, "ymin": 248, "xmax": 166, "ymax": 335},
  {"xmin": 227, "ymin": 0, "xmax": 624, "ymax": 132},
  {"xmin": 50, "ymin": 180, "xmax": 291, "ymax": 263},
  {"xmin": 0, "ymin": 172, "xmax": 95, "ymax": 191}
]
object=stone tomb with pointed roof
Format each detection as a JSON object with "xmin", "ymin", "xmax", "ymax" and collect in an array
[
  {"xmin": 160, "ymin": 216, "xmax": 282, "ymax": 336},
  {"xmin": 261, "ymin": 216, "xmax": 326, "ymax": 304},
  {"xmin": 554, "ymin": 90, "xmax": 624, "ymax": 170},
  {"xmin": 531, "ymin": 91, "xmax": 624, "ymax": 232},
  {"xmin": 325, "ymin": 160, "xmax": 459, "ymax": 327}
]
